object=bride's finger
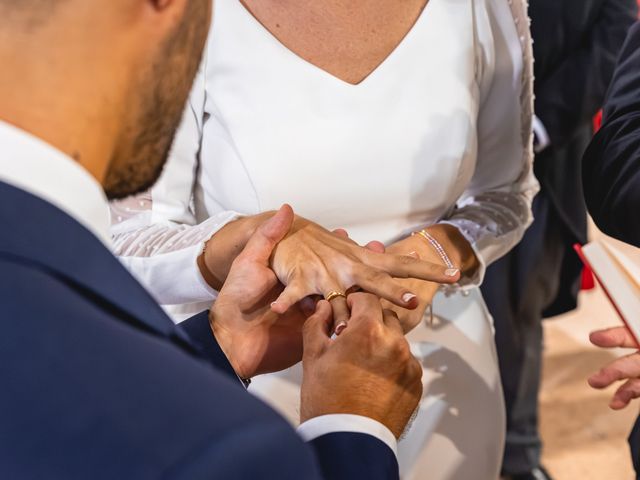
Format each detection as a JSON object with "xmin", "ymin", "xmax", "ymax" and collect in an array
[
  {"xmin": 271, "ymin": 282, "xmax": 309, "ymax": 314},
  {"xmin": 364, "ymin": 240, "xmax": 385, "ymax": 253},
  {"xmin": 365, "ymin": 251, "xmax": 460, "ymax": 284},
  {"xmin": 349, "ymin": 265, "xmax": 418, "ymax": 309},
  {"xmin": 323, "ymin": 289, "xmax": 350, "ymax": 335}
]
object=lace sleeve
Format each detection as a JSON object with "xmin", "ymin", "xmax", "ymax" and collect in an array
[{"xmin": 441, "ymin": 0, "xmax": 538, "ymax": 288}]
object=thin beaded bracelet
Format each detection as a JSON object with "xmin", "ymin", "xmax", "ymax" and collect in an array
[
  {"xmin": 411, "ymin": 229, "xmax": 458, "ymax": 327},
  {"xmin": 412, "ymin": 229, "xmax": 456, "ymax": 270}
]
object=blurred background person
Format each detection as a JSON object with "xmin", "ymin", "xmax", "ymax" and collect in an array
[
  {"xmin": 481, "ymin": 1, "xmax": 638, "ymax": 479},
  {"xmin": 583, "ymin": 20, "xmax": 640, "ymax": 479},
  {"xmin": 109, "ymin": 0, "xmax": 536, "ymax": 478}
]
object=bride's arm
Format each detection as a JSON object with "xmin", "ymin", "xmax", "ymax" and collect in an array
[{"xmin": 424, "ymin": 0, "xmax": 537, "ymax": 287}]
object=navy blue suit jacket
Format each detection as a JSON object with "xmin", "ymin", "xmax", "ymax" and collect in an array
[{"xmin": 0, "ymin": 181, "xmax": 398, "ymax": 479}]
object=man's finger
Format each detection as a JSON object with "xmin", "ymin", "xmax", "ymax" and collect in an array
[
  {"xmin": 381, "ymin": 309, "xmax": 404, "ymax": 336},
  {"xmin": 240, "ymin": 205, "xmax": 294, "ymax": 264},
  {"xmin": 346, "ymin": 292, "xmax": 383, "ymax": 327},
  {"xmin": 588, "ymin": 352, "xmax": 640, "ymax": 389},
  {"xmin": 590, "ymin": 326, "xmax": 639, "ymax": 349},
  {"xmin": 302, "ymin": 300, "xmax": 333, "ymax": 357},
  {"xmin": 611, "ymin": 379, "xmax": 640, "ymax": 410}
]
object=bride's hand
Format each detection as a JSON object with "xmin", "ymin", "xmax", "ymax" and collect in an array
[
  {"xmin": 199, "ymin": 206, "xmax": 461, "ymax": 329},
  {"xmin": 380, "ymin": 239, "xmax": 440, "ymax": 333},
  {"xmin": 381, "ymin": 224, "xmax": 479, "ymax": 333},
  {"xmin": 268, "ymin": 207, "xmax": 460, "ymax": 327}
]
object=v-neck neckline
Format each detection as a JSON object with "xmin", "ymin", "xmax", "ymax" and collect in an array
[{"xmin": 235, "ymin": 0, "xmax": 433, "ymax": 87}]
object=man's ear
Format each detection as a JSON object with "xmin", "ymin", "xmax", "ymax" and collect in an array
[
  {"xmin": 151, "ymin": 0, "xmax": 173, "ymax": 9},
  {"xmin": 141, "ymin": 0, "xmax": 190, "ymax": 33}
]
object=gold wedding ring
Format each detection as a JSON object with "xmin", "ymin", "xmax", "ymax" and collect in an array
[{"xmin": 324, "ymin": 291, "xmax": 347, "ymax": 302}]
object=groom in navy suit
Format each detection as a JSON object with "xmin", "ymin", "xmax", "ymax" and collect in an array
[{"xmin": 0, "ymin": 1, "xmax": 424, "ymax": 478}]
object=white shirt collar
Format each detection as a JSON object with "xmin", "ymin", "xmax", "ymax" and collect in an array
[{"xmin": 0, "ymin": 120, "xmax": 111, "ymax": 246}]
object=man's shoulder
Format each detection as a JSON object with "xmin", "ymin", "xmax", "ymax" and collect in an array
[{"xmin": 0, "ymin": 256, "xmax": 310, "ymax": 479}]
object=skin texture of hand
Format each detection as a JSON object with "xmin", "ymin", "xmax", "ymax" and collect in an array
[
  {"xmin": 269, "ymin": 217, "xmax": 460, "ymax": 331},
  {"xmin": 380, "ymin": 235, "xmax": 441, "ymax": 333},
  {"xmin": 589, "ymin": 326, "xmax": 640, "ymax": 410},
  {"xmin": 200, "ymin": 213, "xmax": 460, "ymax": 333},
  {"xmin": 300, "ymin": 294, "xmax": 423, "ymax": 439},
  {"xmin": 209, "ymin": 205, "xmax": 309, "ymax": 379},
  {"xmin": 380, "ymin": 224, "xmax": 477, "ymax": 333}
]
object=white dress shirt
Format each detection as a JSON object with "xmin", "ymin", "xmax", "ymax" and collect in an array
[
  {"xmin": 0, "ymin": 121, "xmax": 110, "ymax": 243},
  {"xmin": 0, "ymin": 119, "xmax": 398, "ymax": 457}
]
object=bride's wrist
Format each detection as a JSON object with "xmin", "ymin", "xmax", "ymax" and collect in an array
[
  {"xmin": 419, "ymin": 224, "xmax": 479, "ymax": 277},
  {"xmin": 198, "ymin": 211, "xmax": 278, "ymax": 290}
]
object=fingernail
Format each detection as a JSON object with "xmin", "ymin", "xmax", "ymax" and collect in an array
[
  {"xmin": 407, "ymin": 251, "xmax": 420, "ymax": 259},
  {"xmin": 270, "ymin": 301, "xmax": 278, "ymax": 308},
  {"xmin": 445, "ymin": 268, "xmax": 460, "ymax": 277},
  {"xmin": 335, "ymin": 322, "xmax": 347, "ymax": 335},
  {"xmin": 402, "ymin": 293, "xmax": 417, "ymax": 303}
]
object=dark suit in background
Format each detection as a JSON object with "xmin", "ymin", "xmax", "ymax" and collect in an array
[
  {"xmin": 0, "ymin": 181, "xmax": 398, "ymax": 480},
  {"xmin": 583, "ymin": 22, "xmax": 640, "ymax": 478},
  {"xmin": 481, "ymin": 1, "xmax": 637, "ymax": 476}
]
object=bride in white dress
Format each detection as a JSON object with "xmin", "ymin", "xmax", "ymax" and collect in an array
[{"xmin": 111, "ymin": 0, "xmax": 536, "ymax": 478}]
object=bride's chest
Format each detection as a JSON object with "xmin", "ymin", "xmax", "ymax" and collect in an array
[
  {"xmin": 199, "ymin": 0, "xmax": 486, "ymax": 225},
  {"xmin": 238, "ymin": 0, "xmax": 431, "ymax": 85}
]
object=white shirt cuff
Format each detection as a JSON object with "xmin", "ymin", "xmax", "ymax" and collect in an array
[
  {"xmin": 297, "ymin": 414, "xmax": 398, "ymax": 458},
  {"xmin": 119, "ymin": 244, "xmax": 218, "ymax": 306},
  {"xmin": 532, "ymin": 115, "xmax": 551, "ymax": 153}
]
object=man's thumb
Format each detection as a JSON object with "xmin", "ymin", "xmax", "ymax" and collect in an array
[{"xmin": 240, "ymin": 204, "xmax": 294, "ymax": 264}]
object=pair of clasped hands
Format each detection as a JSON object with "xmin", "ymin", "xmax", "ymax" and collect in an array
[{"xmin": 201, "ymin": 205, "xmax": 464, "ymax": 437}]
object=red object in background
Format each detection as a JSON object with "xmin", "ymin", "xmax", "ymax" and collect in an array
[
  {"xmin": 581, "ymin": 263, "xmax": 596, "ymax": 290},
  {"xmin": 575, "ymin": 244, "xmax": 597, "ymax": 291},
  {"xmin": 593, "ymin": 110, "xmax": 603, "ymax": 133}
]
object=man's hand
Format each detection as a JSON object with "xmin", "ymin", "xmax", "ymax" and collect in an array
[
  {"xmin": 209, "ymin": 205, "xmax": 308, "ymax": 380},
  {"xmin": 301, "ymin": 293, "xmax": 423, "ymax": 438},
  {"xmin": 589, "ymin": 326, "xmax": 640, "ymax": 409}
]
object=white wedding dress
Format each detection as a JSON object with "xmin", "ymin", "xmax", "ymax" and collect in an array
[{"xmin": 110, "ymin": 0, "xmax": 536, "ymax": 478}]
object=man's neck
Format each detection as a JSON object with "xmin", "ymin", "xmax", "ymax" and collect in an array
[
  {"xmin": 0, "ymin": 99, "xmax": 114, "ymax": 185},
  {"xmin": 0, "ymin": 32, "xmax": 123, "ymax": 185}
]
